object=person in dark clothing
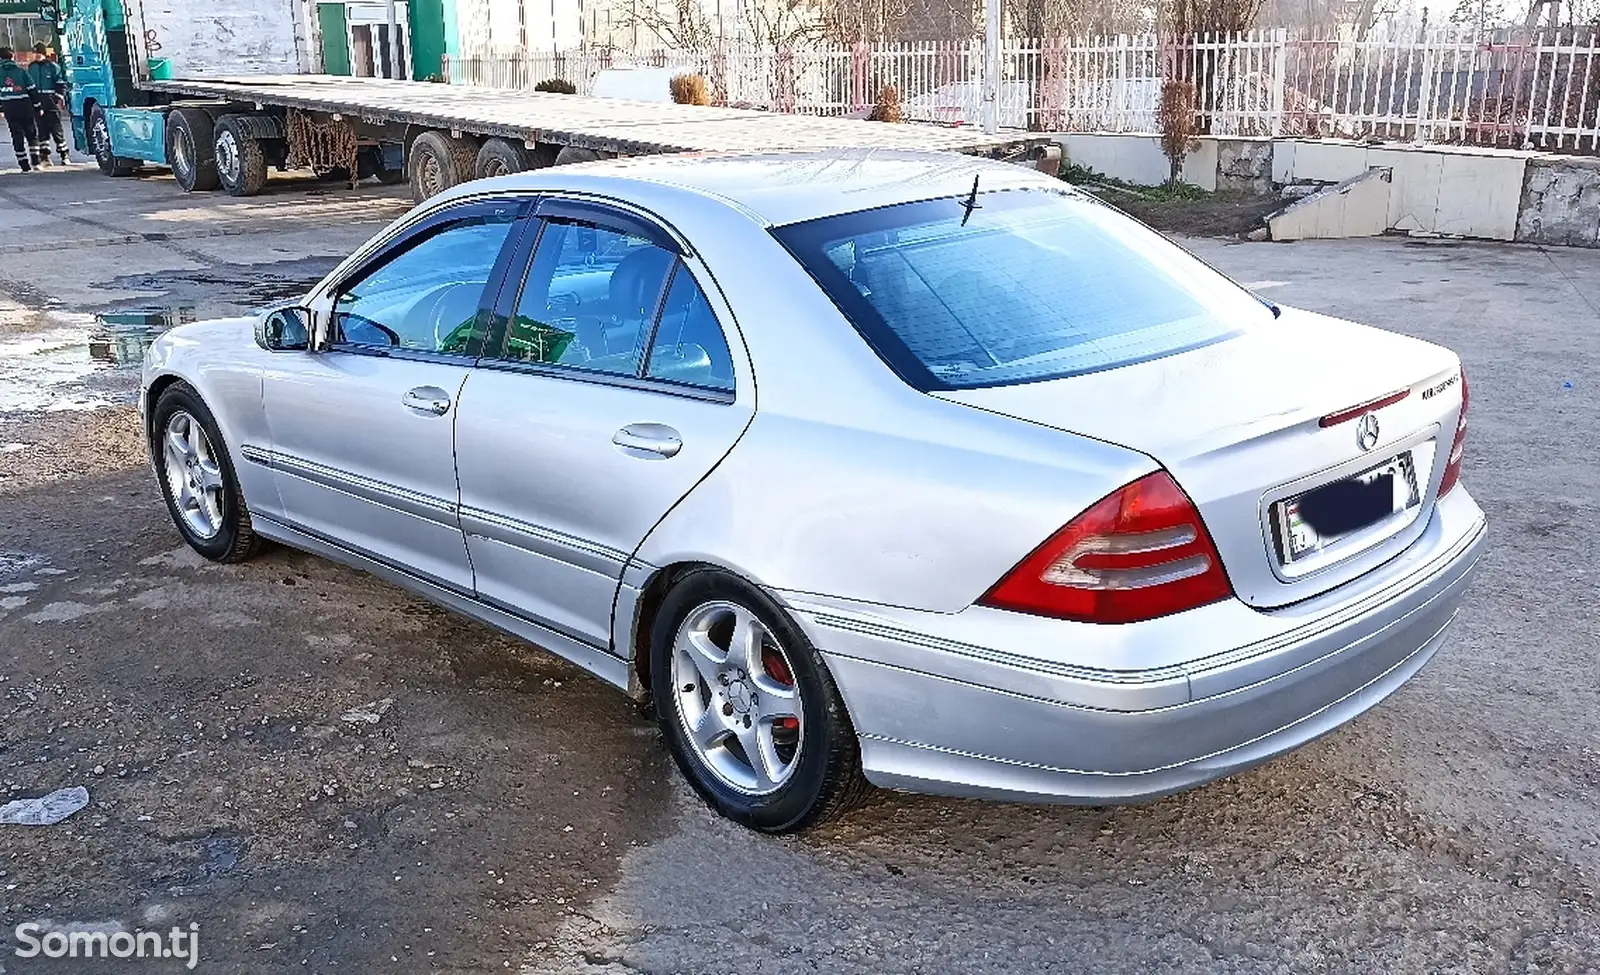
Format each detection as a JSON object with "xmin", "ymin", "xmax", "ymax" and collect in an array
[
  {"xmin": 0, "ymin": 46, "xmax": 41, "ymax": 172},
  {"xmin": 27, "ymin": 44, "xmax": 69, "ymax": 165}
]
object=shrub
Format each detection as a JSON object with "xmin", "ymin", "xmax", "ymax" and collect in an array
[
  {"xmin": 868, "ymin": 85, "xmax": 903, "ymax": 123},
  {"xmin": 534, "ymin": 78, "xmax": 577, "ymax": 94},
  {"xmin": 669, "ymin": 73, "xmax": 712, "ymax": 106},
  {"xmin": 1157, "ymin": 80, "xmax": 1199, "ymax": 186}
]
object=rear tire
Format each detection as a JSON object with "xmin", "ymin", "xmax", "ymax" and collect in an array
[
  {"xmin": 90, "ymin": 105, "xmax": 142, "ymax": 177},
  {"xmin": 150, "ymin": 383, "xmax": 263, "ymax": 564},
  {"xmin": 409, "ymin": 130, "xmax": 478, "ymax": 203},
  {"xmin": 474, "ymin": 137, "xmax": 529, "ymax": 179},
  {"xmin": 553, "ymin": 146, "xmax": 600, "ymax": 166},
  {"xmin": 167, "ymin": 107, "xmax": 219, "ymax": 192},
  {"xmin": 214, "ymin": 117, "xmax": 268, "ymax": 197},
  {"xmin": 650, "ymin": 569, "xmax": 869, "ymax": 833}
]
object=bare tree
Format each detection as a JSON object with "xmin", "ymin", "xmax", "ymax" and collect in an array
[
  {"xmin": 615, "ymin": 0, "xmax": 717, "ymax": 51},
  {"xmin": 821, "ymin": 0, "xmax": 917, "ymax": 41},
  {"xmin": 744, "ymin": 0, "xmax": 827, "ymax": 48}
]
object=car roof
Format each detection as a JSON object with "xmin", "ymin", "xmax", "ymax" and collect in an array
[{"xmin": 464, "ymin": 148, "xmax": 1060, "ymax": 227}]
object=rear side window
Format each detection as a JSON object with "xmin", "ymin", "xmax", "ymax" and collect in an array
[{"xmin": 772, "ymin": 189, "xmax": 1270, "ymax": 390}]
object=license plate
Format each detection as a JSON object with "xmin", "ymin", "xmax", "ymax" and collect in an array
[{"xmin": 1276, "ymin": 452, "xmax": 1421, "ymax": 563}]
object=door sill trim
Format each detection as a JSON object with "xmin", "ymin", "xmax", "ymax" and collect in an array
[{"xmin": 252, "ymin": 513, "xmax": 630, "ymax": 692}]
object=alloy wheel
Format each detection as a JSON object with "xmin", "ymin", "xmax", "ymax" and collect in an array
[
  {"xmin": 670, "ymin": 601, "xmax": 804, "ymax": 795},
  {"xmin": 161, "ymin": 411, "xmax": 226, "ymax": 540}
]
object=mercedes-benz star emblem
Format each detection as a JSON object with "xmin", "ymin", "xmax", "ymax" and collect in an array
[{"xmin": 1356, "ymin": 412, "xmax": 1381, "ymax": 451}]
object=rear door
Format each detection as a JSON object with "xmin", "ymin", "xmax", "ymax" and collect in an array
[
  {"xmin": 260, "ymin": 198, "xmax": 525, "ymax": 591},
  {"xmin": 453, "ymin": 198, "xmax": 753, "ymax": 652}
]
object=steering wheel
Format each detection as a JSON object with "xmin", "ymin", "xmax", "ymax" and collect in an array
[{"xmin": 427, "ymin": 283, "xmax": 486, "ymax": 353}]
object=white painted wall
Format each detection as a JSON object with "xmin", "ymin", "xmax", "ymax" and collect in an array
[
  {"xmin": 454, "ymin": 0, "xmax": 583, "ymax": 53},
  {"xmin": 1055, "ymin": 133, "xmax": 1218, "ymax": 192},
  {"xmin": 1278, "ymin": 140, "xmax": 1531, "ymax": 241},
  {"xmin": 133, "ymin": 0, "xmax": 307, "ymax": 77}
]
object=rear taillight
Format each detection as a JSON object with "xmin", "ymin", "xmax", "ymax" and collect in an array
[
  {"xmin": 1438, "ymin": 371, "xmax": 1469, "ymax": 496},
  {"xmin": 980, "ymin": 471, "xmax": 1234, "ymax": 624}
]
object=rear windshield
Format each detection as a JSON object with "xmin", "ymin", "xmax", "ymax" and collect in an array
[{"xmin": 772, "ymin": 188, "xmax": 1271, "ymax": 390}]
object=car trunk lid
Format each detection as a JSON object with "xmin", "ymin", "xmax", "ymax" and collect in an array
[{"xmin": 936, "ymin": 307, "xmax": 1464, "ymax": 608}]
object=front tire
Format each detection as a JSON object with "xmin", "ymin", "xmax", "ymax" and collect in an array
[
  {"xmin": 650, "ymin": 569, "xmax": 869, "ymax": 833},
  {"xmin": 150, "ymin": 383, "xmax": 262, "ymax": 564},
  {"xmin": 90, "ymin": 106, "xmax": 141, "ymax": 177}
]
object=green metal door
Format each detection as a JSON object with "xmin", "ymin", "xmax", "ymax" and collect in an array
[{"xmin": 317, "ymin": 2, "xmax": 350, "ymax": 75}]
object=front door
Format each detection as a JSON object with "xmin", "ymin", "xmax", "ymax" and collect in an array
[
  {"xmin": 260, "ymin": 199, "xmax": 523, "ymax": 591},
  {"xmin": 454, "ymin": 200, "xmax": 753, "ymax": 651}
]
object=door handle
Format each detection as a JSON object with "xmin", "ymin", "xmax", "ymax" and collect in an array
[
  {"xmin": 612, "ymin": 423, "xmax": 682, "ymax": 458},
  {"xmin": 402, "ymin": 386, "xmax": 452, "ymax": 416}
]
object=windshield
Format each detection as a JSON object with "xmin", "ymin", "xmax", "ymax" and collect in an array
[{"xmin": 772, "ymin": 189, "xmax": 1272, "ymax": 390}]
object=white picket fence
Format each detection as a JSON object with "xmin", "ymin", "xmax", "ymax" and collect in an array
[{"xmin": 444, "ymin": 27, "xmax": 1600, "ymax": 153}]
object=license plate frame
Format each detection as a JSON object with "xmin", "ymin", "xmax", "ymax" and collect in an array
[{"xmin": 1274, "ymin": 451, "xmax": 1421, "ymax": 565}]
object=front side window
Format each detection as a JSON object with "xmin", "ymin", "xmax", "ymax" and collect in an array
[
  {"xmin": 503, "ymin": 219, "xmax": 675, "ymax": 376},
  {"xmin": 333, "ymin": 212, "xmax": 516, "ymax": 355},
  {"xmin": 773, "ymin": 189, "xmax": 1272, "ymax": 390}
]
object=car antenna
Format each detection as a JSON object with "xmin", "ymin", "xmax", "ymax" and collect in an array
[{"xmin": 960, "ymin": 174, "xmax": 981, "ymax": 226}]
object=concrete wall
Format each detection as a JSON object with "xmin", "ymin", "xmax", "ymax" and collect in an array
[
  {"xmin": 1055, "ymin": 133, "xmax": 1219, "ymax": 192},
  {"xmin": 1516, "ymin": 156, "xmax": 1600, "ymax": 248},
  {"xmin": 1053, "ymin": 131, "xmax": 1599, "ymax": 247},
  {"xmin": 1276, "ymin": 140, "xmax": 1530, "ymax": 240}
]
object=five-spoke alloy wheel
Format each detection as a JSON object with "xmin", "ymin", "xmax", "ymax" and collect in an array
[
  {"xmin": 651, "ymin": 569, "xmax": 868, "ymax": 832},
  {"xmin": 150, "ymin": 383, "xmax": 262, "ymax": 563},
  {"xmin": 671, "ymin": 600, "xmax": 805, "ymax": 795},
  {"xmin": 161, "ymin": 410, "xmax": 226, "ymax": 541}
]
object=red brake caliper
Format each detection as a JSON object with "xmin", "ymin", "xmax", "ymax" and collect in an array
[{"xmin": 762, "ymin": 648, "xmax": 800, "ymax": 731}]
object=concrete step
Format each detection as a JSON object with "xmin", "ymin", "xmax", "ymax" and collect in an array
[{"xmin": 1267, "ymin": 167, "xmax": 1393, "ymax": 241}]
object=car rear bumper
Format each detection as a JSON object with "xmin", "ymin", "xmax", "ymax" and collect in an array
[{"xmin": 783, "ymin": 487, "xmax": 1487, "ymax": 804}]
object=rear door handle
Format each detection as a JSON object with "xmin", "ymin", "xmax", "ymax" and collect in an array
[
  {"xmin": 613, "ymin": 423, "xmax": 682, "ymax": 458},
  {"xmin": 402, "ymin": 386, "xmax": 452, "ymax": 416}
]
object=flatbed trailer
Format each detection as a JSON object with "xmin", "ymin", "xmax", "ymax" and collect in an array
[{"xmin": 58, "ymin": 1, "xmax": 1052, "ymax": 203}]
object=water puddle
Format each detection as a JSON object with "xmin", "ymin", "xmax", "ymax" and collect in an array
[{"xmin": 0, "ymin": 307, "xmax": 194, "ymax": 414}]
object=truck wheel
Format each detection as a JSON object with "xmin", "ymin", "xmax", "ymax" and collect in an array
[
  {"xmin": 553, "ymin": 146, "xmax": 600, "ymax": 166},
  {"xmin": 167, "ymin": 108, "xmax": 219, "ymax": 192},
  {"xmin": 214, "ymin": 118, "xmax": 268, "ymax": 197},
  {"xmin": 90, "ymin": 106, "xmax": 142, "ymax": 177},
  {"xmin": 475, "ymin": 138, "xmax": 529, "ymax": 179},
  {"xmin": 410, "ymin": 130, "xmax": 478, "ymax": 203}
]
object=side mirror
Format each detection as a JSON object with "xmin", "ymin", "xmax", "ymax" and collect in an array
[{"xmin": 257, "ymin": 307, "xmax": 311, "ymax": 352}]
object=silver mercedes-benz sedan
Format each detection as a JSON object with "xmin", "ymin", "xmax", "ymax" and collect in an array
[{"xmin": 141, "ymin": 149, "xmax": 1486, "ymax": 833}]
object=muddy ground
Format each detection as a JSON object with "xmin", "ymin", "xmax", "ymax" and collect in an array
[{"xmin": 0, "ymin": 165, "xmax": 1598, "ymax": 974}]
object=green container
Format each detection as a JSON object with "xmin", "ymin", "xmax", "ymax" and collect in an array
[{"xmin": 147, "ymin": 58, "xmax": 172, "ymax": 80}]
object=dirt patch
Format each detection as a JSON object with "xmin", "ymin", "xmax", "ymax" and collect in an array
[
  {"xmin": 0, "ymin": 407, "xmax": 145, "ymax": 493},
  {"xmin": 0, "ymin": 467, "xmax": 677, "ymax": 972},
  {"xmin": 1101, "ymin": 189, "xmax": 1283, "ymax": 238}
]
